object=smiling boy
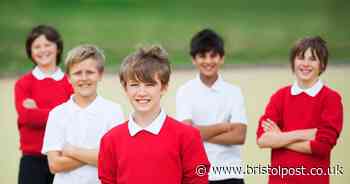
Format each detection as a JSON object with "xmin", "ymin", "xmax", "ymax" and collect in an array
[
  {"xmin": 41, "ymin": 45, "xmax": 124, "ymax": 184},
  {"xmin": 176, "ymin": 29, "xmax": 248, "ymax": 184},
  {"xmin": 256, "ymin": 36, "xmax": 343, "ymax": 184},
  {"xmin": 98, "ymin": 45, "xmax": 210, "ymax": 184}
]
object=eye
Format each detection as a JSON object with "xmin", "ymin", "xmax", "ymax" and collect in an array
[
  {"xmin": 128, "ymin": 83, "xmax": 139, "ymax": 87},
  {"xmin": 71, "ymin": 70, "xmax": 82, "ymax": 76},
  {"xmin": 296, "ymin": 55, "xmax": 304, "ymax": 60},
  {"xmin": 197, "ymin": 53, "xmax": 205, "ymax": 59},
  {"xmin": 210, "ymin": 52, "xmax": 218, "ymax": 58},
  {"xmin": 86, "ymin": 70, "xmax": 96, "ymax": 74},
  {"xmin": 145, "ymin": 83, "xmax": 155, "ymax": 87},
  {"xmin": 32, "ymin": 45, "xmax": 40, "ymax": 50}
]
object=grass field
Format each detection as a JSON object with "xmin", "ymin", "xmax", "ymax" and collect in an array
[
  {"xmin": 0, "ymin": 66, "xmax": 348, "ymax": 183},
  {"xmin": 1, "ymin": 0, "xmax": 349, "ymax": 76}
]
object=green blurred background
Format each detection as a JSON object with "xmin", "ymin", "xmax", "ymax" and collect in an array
[{"xmin": 1, "ymin": 0, "xmax": 349, "ymax": 76}]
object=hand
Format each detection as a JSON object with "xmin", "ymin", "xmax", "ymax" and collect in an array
[
  {"xmin": 262, "ymin": 119, "xmax": 281, "ymax": 133},
  {"xmin": 23, "ymin": 98, "xmax": 37, "ymax": 109},
  {"xmin": 62, "ymin": 144, "xmax": 77, "ymax": 157}
]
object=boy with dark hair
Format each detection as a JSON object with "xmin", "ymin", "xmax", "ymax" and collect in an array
[
  {"xmin": 98, "ymin": 45, "xmax": 210, "ymax": 184},
  {"xmin": 176, "ymin": 29, "xmax": 248, "ymax": 184}
]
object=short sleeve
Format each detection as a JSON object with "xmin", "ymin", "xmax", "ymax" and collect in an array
[
  {"xmin": 107, "ymin": 104, "xmax": 125, "ymax": 130},
  {"xmin": 229, "ymin": 88, "xmax": 247, "ymax": 124},
  {"xmin": 176, "ymin": 87, "xmax": 193, "ymax": 121},
  {"xmin": 41, "ymin": 108, "xmax": 65, "ymax": 154}
]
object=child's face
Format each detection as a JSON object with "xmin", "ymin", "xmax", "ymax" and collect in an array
[
  {"xmin": 294, "ymin": 47, "xmax": 321, "ymax": 87},
  {"xmin": 68, "ymin": 58, "xmax": 102, "ymax": 99},
  {"xmin": 192, "ymin": 51, "xmax": 224, "ymax": 78},
  {"xmin": 31, "ymin": 34, "xmax": 58, "ymax": 67},
  {"xmin": 124, "ymin": 75, "xmax": 167, "ymax": 116}
]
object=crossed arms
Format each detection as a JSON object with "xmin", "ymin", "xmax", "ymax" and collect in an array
[
  {"xmin": 257, "ymin": 119, "xmax": 315, "ymax": 154},
  {"xmin": 47, "ymin": 145, "xmax": 98, "ymax": 174},
  {"xmin": 182, "ymin": 120, "xmax": 246, "ymax": 145}
]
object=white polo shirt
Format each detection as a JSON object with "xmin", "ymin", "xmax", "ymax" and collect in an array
[
  {"xmin": 42, "ymin": 96, "xmax": 124, "ymax": 184},
  {"xmin": 176, "ymin": 75, "xmax": 247, "ymax": 181}
]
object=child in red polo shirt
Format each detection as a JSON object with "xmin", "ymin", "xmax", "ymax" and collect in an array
[
  {"xmin": 14, "ymin": 25, "xmax": 73, "ymax": 184},
  {"xmin": 256, "ymin": 36, "xmax": 343, "ymax": 184},
  {"xmin": 98, "ymin": 45, "xmax": 210, "ymax": 184}
]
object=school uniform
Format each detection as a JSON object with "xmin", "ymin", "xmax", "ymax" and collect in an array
[
  {"xmin": 15, "ymin": 67, "xmax": 73, "ymax": 184},
  {"xmin": 176, "ymin": 75, "xmax": 247, "ymax": 183},
  {"xmin": 98, "ymin": 109, "xmax": 210, "ymax": 184},
  {"xmin": 257, "ymin": 80, "xmax": 343, "ymax": 184},
  {"xmin": 42, "ymin": 96, "xmax": 124, "ymax": 184}
]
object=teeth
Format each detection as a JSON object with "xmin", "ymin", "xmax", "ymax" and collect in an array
[
  {"xmin": 300, "ymin": 68, "xmax": 311, "ymax": 74},
  {"xmin": 136, "ymin": 99, "xmax": 150, "ymax": 104}
]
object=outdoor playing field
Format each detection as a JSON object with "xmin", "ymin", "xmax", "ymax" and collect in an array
[{"xmin": 0, "ymin": 66, "xmax": 348, "ymax": 183}]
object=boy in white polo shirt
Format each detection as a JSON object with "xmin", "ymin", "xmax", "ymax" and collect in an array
[
  {"xmin": 176, "ymin": 29, "xmax": 247, "ymax": 184},
  {"xmin": 42, "ymin": 45, "xmax": 124, "ymax": 184}
]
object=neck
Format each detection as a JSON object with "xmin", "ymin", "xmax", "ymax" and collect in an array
[
  {"xmin": 133, "ymin": 108, "xmax": 161, "ymax": 128},
  {"xmin": 73, "ymin": 94, "xmax": 97, "ymax": 108},
  {"xmin": 200, "ymin": 74, "xmax": 218, "ymax": 87},
  {"xmin": 37, "ymin": 64, "xmax": 57, "ymax": 75},
  {"xmin": 297, "ymin": 78, "xmax": 319, "ymax": 89}
]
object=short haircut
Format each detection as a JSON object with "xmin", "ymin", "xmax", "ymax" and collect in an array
[
  {"xmin": 65, "ymin": 44, "xmax": 105, "ymax": 74},
  {"xmin": 190, "ymin": 28, "xmax": 225, "ymax": 58},
  {"xmin": 25, "ymin": 25, "xmax": 63, "ymax": 65},
  {"xmin": 119, "ymin": 45, "xmax": 171, "ymax": 88},
  {"xmin": 290, "ymin": 36, "xmax": 329, "ymax": 74}
]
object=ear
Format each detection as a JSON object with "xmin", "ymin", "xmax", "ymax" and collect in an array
[
  {"xmin": 192, "ymin": 58, "xmax": 196, "ymax": 65},
  {"xmin": 98, "ymin": 71, "xmax": 104, "ymax": 81},
  {"xmin": 160, "ymin": 84, "xmax": 168, "ymax": 96},
  {"xmin": 219, "ymin": 55, "xmax": 225, "ymax": 64}
]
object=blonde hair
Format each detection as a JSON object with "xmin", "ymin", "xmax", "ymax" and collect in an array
[
  {"xmin": 65, "ymin": 44, "xmax": 105, "ymax": 74},
  {"xmin": 119, "ymin": 45, "xmax": 171, "ymax": 88}
]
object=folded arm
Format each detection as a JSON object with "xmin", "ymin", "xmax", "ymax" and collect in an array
[
  {"xmin": 62, "ymin": 145, "xmax": 98, "ymax": 167},
  {"xmin": 257, "ymin": 119, "xmax": 316, "ymax": 151},
  {"xmin": 182, "ymin": 119, "xmax": 232, "ymax": 141},
  {"xmin": 207, "ymin": 123, "xmax": 247, "ymax": 145},
  {"xmin": 47, "ymin": 151, "xmax": 85, "ymax": 174}
]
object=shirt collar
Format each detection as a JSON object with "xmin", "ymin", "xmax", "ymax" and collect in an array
[
  {"xmin": 68, "ymin": 95, "xmax": 101, "ymax": 114},
  {"xmin": 196, "ymin": 74, "xmax": 224, "ymax": 92},
  {"xmin": 32, "ymin": 66, "xmax": 64, "ymax": 81},
  {"xmin": 128, "ymin": 109, "xmax": 166, "ymax": 136},
  {"xmin": 291, "ymin": 80, "xmax": 324, "ymax": 97}
]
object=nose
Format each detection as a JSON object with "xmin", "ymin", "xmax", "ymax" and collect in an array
[
  {"xmin": 81, "ymin": 72, "xmax": 88, "ymax": 80},
  {"xmin": 137, "ymin": 85, "xmax": 147, "ymax": 96},
  {"xmin": 202, "ymin": 57, "xmax": 211, "ymax": 65}
]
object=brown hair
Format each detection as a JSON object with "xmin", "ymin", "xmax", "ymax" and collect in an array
[
  {"xmin": 25, "ymin": 25, "xmax": 63, "ymax": 65},
  {"xmin": 64, "ymin": 44, "xmax": 105, "ymax": 74},
  {"xmin": 119, "ymin": 45, "xmax": 171, "ymax": 88},
  {"xmin": 290, "ymin": 36, "xmax": 329, "ymax": 75}
]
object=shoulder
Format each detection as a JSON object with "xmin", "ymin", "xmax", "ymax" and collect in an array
[
  {"xmin": 103, "ymin": 122, "xmax": 129, "ymax": 140},
  {"xmin": 222, "ymin": 81, "xmax": 243, "ymax": 95},
  {"xmin": 98, "ymin": 97, "xmax": 123, "ymax": 110},
  {"xmin": 271, "ymin": 85, "xmax": 291, "ymax": 98},
  {"xmin": 321, "ymin": 85, "xmax": 342, "ymax": 101},
  {"xmin": 15, "ymin": 72, "xmax": 35, "ymax": 86},
  {"xmin": 49, "ymin": 100, "xmax": 70, "ymax": 116},
  {"xmin": 165, "ymin": 116, "xmax": 201, "ymax": 138},
  {"xmin": 177, "ymin": 78, "xmax": 198, "ymax": 94}
]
